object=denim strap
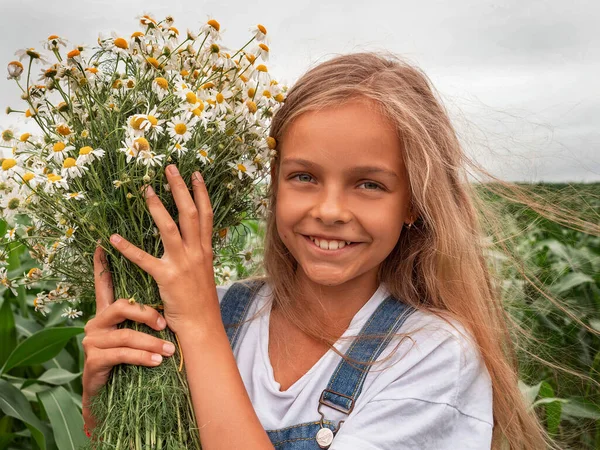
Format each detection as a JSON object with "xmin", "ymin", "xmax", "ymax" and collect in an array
[
  {"xmin": 220, "ymin": 279, "xmax": 266, "ymax": 350},
  {"xmin": 319, "ymin": 297, "xmax": 416, "ymax": 415}
]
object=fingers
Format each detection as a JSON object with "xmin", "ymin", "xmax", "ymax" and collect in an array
[
  {"xmin": 84, "ymin": 328, "xmax": 176, "ymax": 358},
  {"xmin": 93, "ymin": 245, "xmax": 114, "ymax": 315},
  {"xmin": 141, "ymin": 183, "xmax": 184, "ymax": 257},
  {"xmin": 87, "ymin": 298, "xmax": 167, "ymax": 331},
  {"xmin": 109, "ymin": 233, "xmax": 161, "ymax": 278},
  {"xmin": 191, "ymin": 171, "xmax": 214, "ymax": 250},
  {"xmin": 165, "ymin": 164, "xmax": 202, "ymax": 250}
]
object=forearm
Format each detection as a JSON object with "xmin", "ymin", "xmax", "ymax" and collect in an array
[{"xmin": 177, "ymin": 303, "xmax": 274, "ymax": 450}]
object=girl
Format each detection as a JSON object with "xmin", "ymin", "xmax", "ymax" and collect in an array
[{"xmin": 83, "ymin": 52, "xmax": 551, "ymax": 449}]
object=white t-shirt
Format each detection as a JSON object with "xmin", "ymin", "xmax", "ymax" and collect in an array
[{"xmin": 217, "ymin": 282, "xmax": 493, "ymax": 449}]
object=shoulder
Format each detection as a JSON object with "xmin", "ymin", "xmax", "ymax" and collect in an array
[{"xmin": 365, "ymin": 307, "xmax": 493, "ymax": 425}]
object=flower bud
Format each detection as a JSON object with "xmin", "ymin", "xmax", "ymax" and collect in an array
[{"xmin": 7, "ymin": 61, "xmax": 24, "ymax": 79}]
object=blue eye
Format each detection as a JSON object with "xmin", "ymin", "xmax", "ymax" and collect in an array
[{"xmin": 290, "ymin": 173, "xmax": 384, "ymax": 191}]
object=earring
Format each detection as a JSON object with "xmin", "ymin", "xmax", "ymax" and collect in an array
[{"xmin": 407, "ymin": 222, "xmax": 413, "ymax": 229}]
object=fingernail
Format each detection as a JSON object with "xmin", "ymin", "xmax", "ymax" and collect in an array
[
  {"xmin": 143, "ymin": 185, "xmax": 154, "ymax": 197},
  {"xmin": 192, "ymin": 172, "xmax": 204, "ymax": 184},
  {"xmin": 168, "ymin": 165, "xmax": 179, "ymax": 175},
  {"xmin": 110, "ymin": 234, "xmax": 121, "ymax": 244},
  {"xmin": 151, "ymin": 354, "xmax": 163, "ymax": 364},
  {"xmin": 163, "ymin": 342, "xmax": 176, "ymax": 355},
  {"xmin": 157, "ymin": 316, "xmax": 166, "ymax": 329}
]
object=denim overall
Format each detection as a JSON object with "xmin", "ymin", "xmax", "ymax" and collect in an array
[{"xmin": 220, "ymin": 280, "xmax": 416, "ymax": 449}]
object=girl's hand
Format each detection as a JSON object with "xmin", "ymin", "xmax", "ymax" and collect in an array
[
  {"xmin": 108, "ymin": 165, "xmax": 218, "ymax": 335},
  {"xmin": 82, "ymin": 246, "xmax": 176, "ymax": 430}
]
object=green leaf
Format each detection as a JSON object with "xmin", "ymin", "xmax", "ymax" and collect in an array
[
  {"xmin": 518, "ymin": 380, "xmax": 542, "ymax": 407},
  {"xmin": 0, "ymin": 326, "xmax": 84, "ymax": 375},
  {"xmin": 0, "ymin": 379, "xmax": 53, "ymax": 450},
  {"xmin": 0, "ymin": 298, "xmax": 17, "ymax": 368},
  {"xmin": 561, "ymin": 398, "xmax": 600, "ymax": 420},
  {"xmin": 37, "ymin": 368, "xmax": 82, "ymax": 386},
  {"xmin": 538, "ymin": 381, "xmax": 562, "ymax": 435},
  {"xmin": 552, "ymin": 272, "xmax": 594, "ymax": 294},
  {"xmin": 37, "ymin": 386, "xmax": 87, "ymax": 450}
]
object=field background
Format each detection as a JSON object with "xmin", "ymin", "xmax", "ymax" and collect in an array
[{"xmin": 0, "ymin": 182, "xmax": 598, "ymax": 449}]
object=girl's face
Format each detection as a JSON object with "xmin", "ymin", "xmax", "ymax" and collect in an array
[{"xmin": 275, "ymin": 98, "xmax": 411, "ymax": 291}]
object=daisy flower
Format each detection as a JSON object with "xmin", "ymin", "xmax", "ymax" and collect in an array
[
  {"xmin": 33, "ymin": 293, "xmax": 51, "ymax": 316},
  {"xmin": 61, "ymin": 157, "xmax": 89, "ymax": 180},
  {"xmin": 0, "ymin": 267, "xmax": 19, "ymax": 296},
  {"xmin": 4, "ymin": 227, "xmax": 17, "ymax": 242},
  {"xmin": 152, "ymin": 77, "xmax": 170, "ymax": 100},
  {"xmin": 76, "ymin": 146, "xmax": 105, "ymax": 165},
  {"xmin": 14, "ymin": 48, "xmax": 50, "ymax": 65},
  {"xmin": 196, "ymin": 147, "xmax": 213, "ymax": 165},
  {"xmin": 119, "ymin": 136, "xmax": 151, "ymax": 164},
  {"xmin": 63, "ymin": 191, "xmax": 85, "ymax": 201},
  {"xmin": 1, "ymin": 158, "xmax": 25, "ymax": 182},
  {"xmin": 137, "ymin": 150, "xmax": 165, "ymax": 168},
  {"xmin": 250, "ymin": 64, "xmax": 271, "ymax": 86},
  {"xmin": 43, "ymin": 173, "xmax": 69, "ymax": 193},
  {"xmin": 249, "ymin": 24, "xmax": 269, "ymax": 44},
  {"xmin": 61, "ymin": 225, "xmax": 78, "ymax": 243},
  {"xmin": 0, "ymin": 126, "xmax": 17, "ymax": 146},
  {"xmin": 171, "ymin": 142, "xmax": 189, "ymax": 158},
  {"xmin": 6, "ymin": 61, "xmax": 24, "ymax": 79},
  {"xmin": 207, "ymin": 87, "xmax": 234, "ymax": 116},
  {"xmin": 43, "ymin": 34, "xmax": 68, "ymax": 51},
  {"xmin": 228, "ymin": 159, "xmax": 257, "ymax": 180},
  {"xmin": 100, "ymin": 32, "xmax": 131, "ymax": 58},
  {"xmin": 253, "ymin": 42, "xmax": 270, "ymax": 62},
  {"xmin": 0, "ymin": 187, "xmax": 24, "ymax": 222},
  {"xmin": 200, "ymin": 18, "xmax": 223, "ymax": 41},
  {"xmin": 47, "ymin": 141, "xmax": 75, "ymax": 164},
  {"xmin": 61, "ymin": 306, "xmax": 83, "ymax": 319},
  {"xmin": 166, "ymin": 114, "xmax": 197, "ymax": 143}
]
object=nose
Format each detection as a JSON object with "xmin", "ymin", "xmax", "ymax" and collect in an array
[{"xmin": 309, "ymin": 185, "xmax": 352, "ymax": 225}]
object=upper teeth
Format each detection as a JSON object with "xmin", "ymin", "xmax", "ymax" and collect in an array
[{"xmin": 309, "ymin": 236, "xmax": 352, "ymax": 250}]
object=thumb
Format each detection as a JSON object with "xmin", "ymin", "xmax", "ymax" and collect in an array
[{"xmin": 93, "ymin": 243, "xmax": 114, "ymax": 315}]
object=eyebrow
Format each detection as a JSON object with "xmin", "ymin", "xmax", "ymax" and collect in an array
[{"xmin": 281, "ymin": 157, "xmax": 399, "ymax": 179}]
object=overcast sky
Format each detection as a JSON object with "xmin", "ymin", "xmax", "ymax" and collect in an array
[{"xmin": 1, "ymin": 0, "xmax": 598, "ymax": 182}]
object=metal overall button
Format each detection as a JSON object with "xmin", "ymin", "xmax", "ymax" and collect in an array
[{"xmin": 315, "ymin": 389, "xmax": 354, "ymax": 449}]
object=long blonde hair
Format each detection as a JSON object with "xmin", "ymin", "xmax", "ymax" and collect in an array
[{"xmin": 239, "ymin": 51, "xmax": 597, "ymax": 449}]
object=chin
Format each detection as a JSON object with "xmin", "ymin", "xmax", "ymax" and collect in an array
[{"xmin": 301, "ymin": 265, "xmax": 352, "ymax": 287}]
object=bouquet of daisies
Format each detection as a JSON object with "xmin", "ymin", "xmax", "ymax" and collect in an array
[{"xmin": 0, "ymin": 14, "xmax": 283, "ymax": 449}]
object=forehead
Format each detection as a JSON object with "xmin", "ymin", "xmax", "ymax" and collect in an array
[{"xmin": 280, "ymin": 99, "xmax": 404, "ymax": 172}]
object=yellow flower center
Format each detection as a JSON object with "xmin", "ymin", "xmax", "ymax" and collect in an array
[
  {"xmin": 246, "ymin": 54, "xmax": 256, "ymax": 64},
  {"xmin": 48, "ymin": 35, "xmax": 59, "ymax": 40},
  {"xmin": 274, "ymin": 93, "xmax": 284, "ymax": 102},
  {"xmin": 44, "ymin": 68, "xmax": 57, "ymax": 78},
  {"xmin": 57, "ymin": 102, "xmax": 69, "ymax": 112},
  {"xmin": 210, "ymin": 43, "xmax": 220, "ymax": 54},
  {"xmin": 169, "ymin": 26, "xmax": 179, "ymax": 35},
  {"xmin": 63, "ymin": 157, "xmax": 76, "ymax": 168},
  {"xmin": 56, "ymin": 124, "xmax": 71, "ymax": 136},
  {"xmin": 263, "ymin": 89, "xmax": 272, "ymax": 98},
  {"xmin": 207, "ymin": 19, "xmax": 220, "ymax": 31},
  {"xmin": 256, "ymin": 64, "xmax": 268, "ymax": 73},
  {"xmin": 9, "ymin": 61, "xmax": 23, "ymax": 70},
  {"xmin": 114, "ymin": 38, "xmax": 129, "ymax": 49},
  {"xmin": 259, "ymin": 43, "xmax": 269, "ymax": 52},
  {"xmin": 19, "ymin": 133, "xmax": 30, "ymax": 142},
  {"xmin": 134, "ymin": 137, "xmax": 150, "ymax": 151},
  {"xmin": 2, "ymin": 130, "xmax": 14, "ymax": 141},
  {"xmin": 237, "ymin": 163, "xmax": 247, "ymax": 172},
  {"xmin": 248, "ymin": 88, "xmax": 256, "ymax": 98},
  {"xmin": 147, "ymin": 115, "xmax": 158, "ymax": 126},
  {"xmin": 65, "ymin": 227, "xmax": 75, "ymax": 238},
  {"xmin": 131, "ymin": 31, "xmax": 144, "ymax": 38},
  {"xmin": 112, "ymin": 79, "xmax": 122, "ymax": 89},
  {"xmin": 240, "ymin": 74, "xmax": 249, "ymax": 83},
  {"xmin": 216, "ymin": 93, "xmax": 224, "ymax": 103},
  {"xmin": 86, "ymin": 67, "xmax": 98, "ymax": 74},
  {"xmin": 246, "ymin": 100, "xmax": 257, "ymax": 113},
  {"xmin": 154, "ymin": 77, "xmax": 168, "ymax": 89},
  {"xmin": 174, "ymin": 123, "xmax": 187, "ymax": 135},
  {"xmin": 48, "ymin": 174, "xmax": 62, "ymax": 182},
  {"xmin": 201, "ymin": 82, "xmax": 214, "ymax": 90},
  {"xmin": 180, "ymin": 69, "xmax": 189, "ymax": 76},
  {"xmin": 126, "ymin": 79, "xmax": 135, "ymax": 89},
  {"xmin": 199, "ymin": 149, "xmax": 208, "ymax": 157},
  {"xmin": 79, "ymin": 146, "xmax": 92, "ymax": 155},
  {"xmin": 130, "ymin": 116, "xmax": 144, "ymax": 130},
  {"xmin": 67, "ymin": 49, "xmax": 80, "ymax": 58},
  {"xmin": 53, "ymin": 142, "xmax": 66, "ymax": 152},
  {"xmin": 266, "ymin": 137, "xmax": 277, "ymax": 149},
  {"xmin": 26, "ymin": 49, "xmax": 41, "ymax": 59},
  {"xmin": 146, "ymin": 57, "xmax": 159, "ymax": 68},
  {"xmin": 257, "ymin": 24, "xmax": 267, "ymax": 35},
  {"xmin": 23, "ymin": 172, "xmax": 35, "ymax": 182},
  {"xmin": 186, "ymin": 91, "xmax": 197, "ymax": 104}
]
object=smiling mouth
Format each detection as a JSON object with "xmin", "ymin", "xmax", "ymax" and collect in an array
[{"xmin": 302, "ymin": 234, "xmax": 359, "ymax": 251}]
